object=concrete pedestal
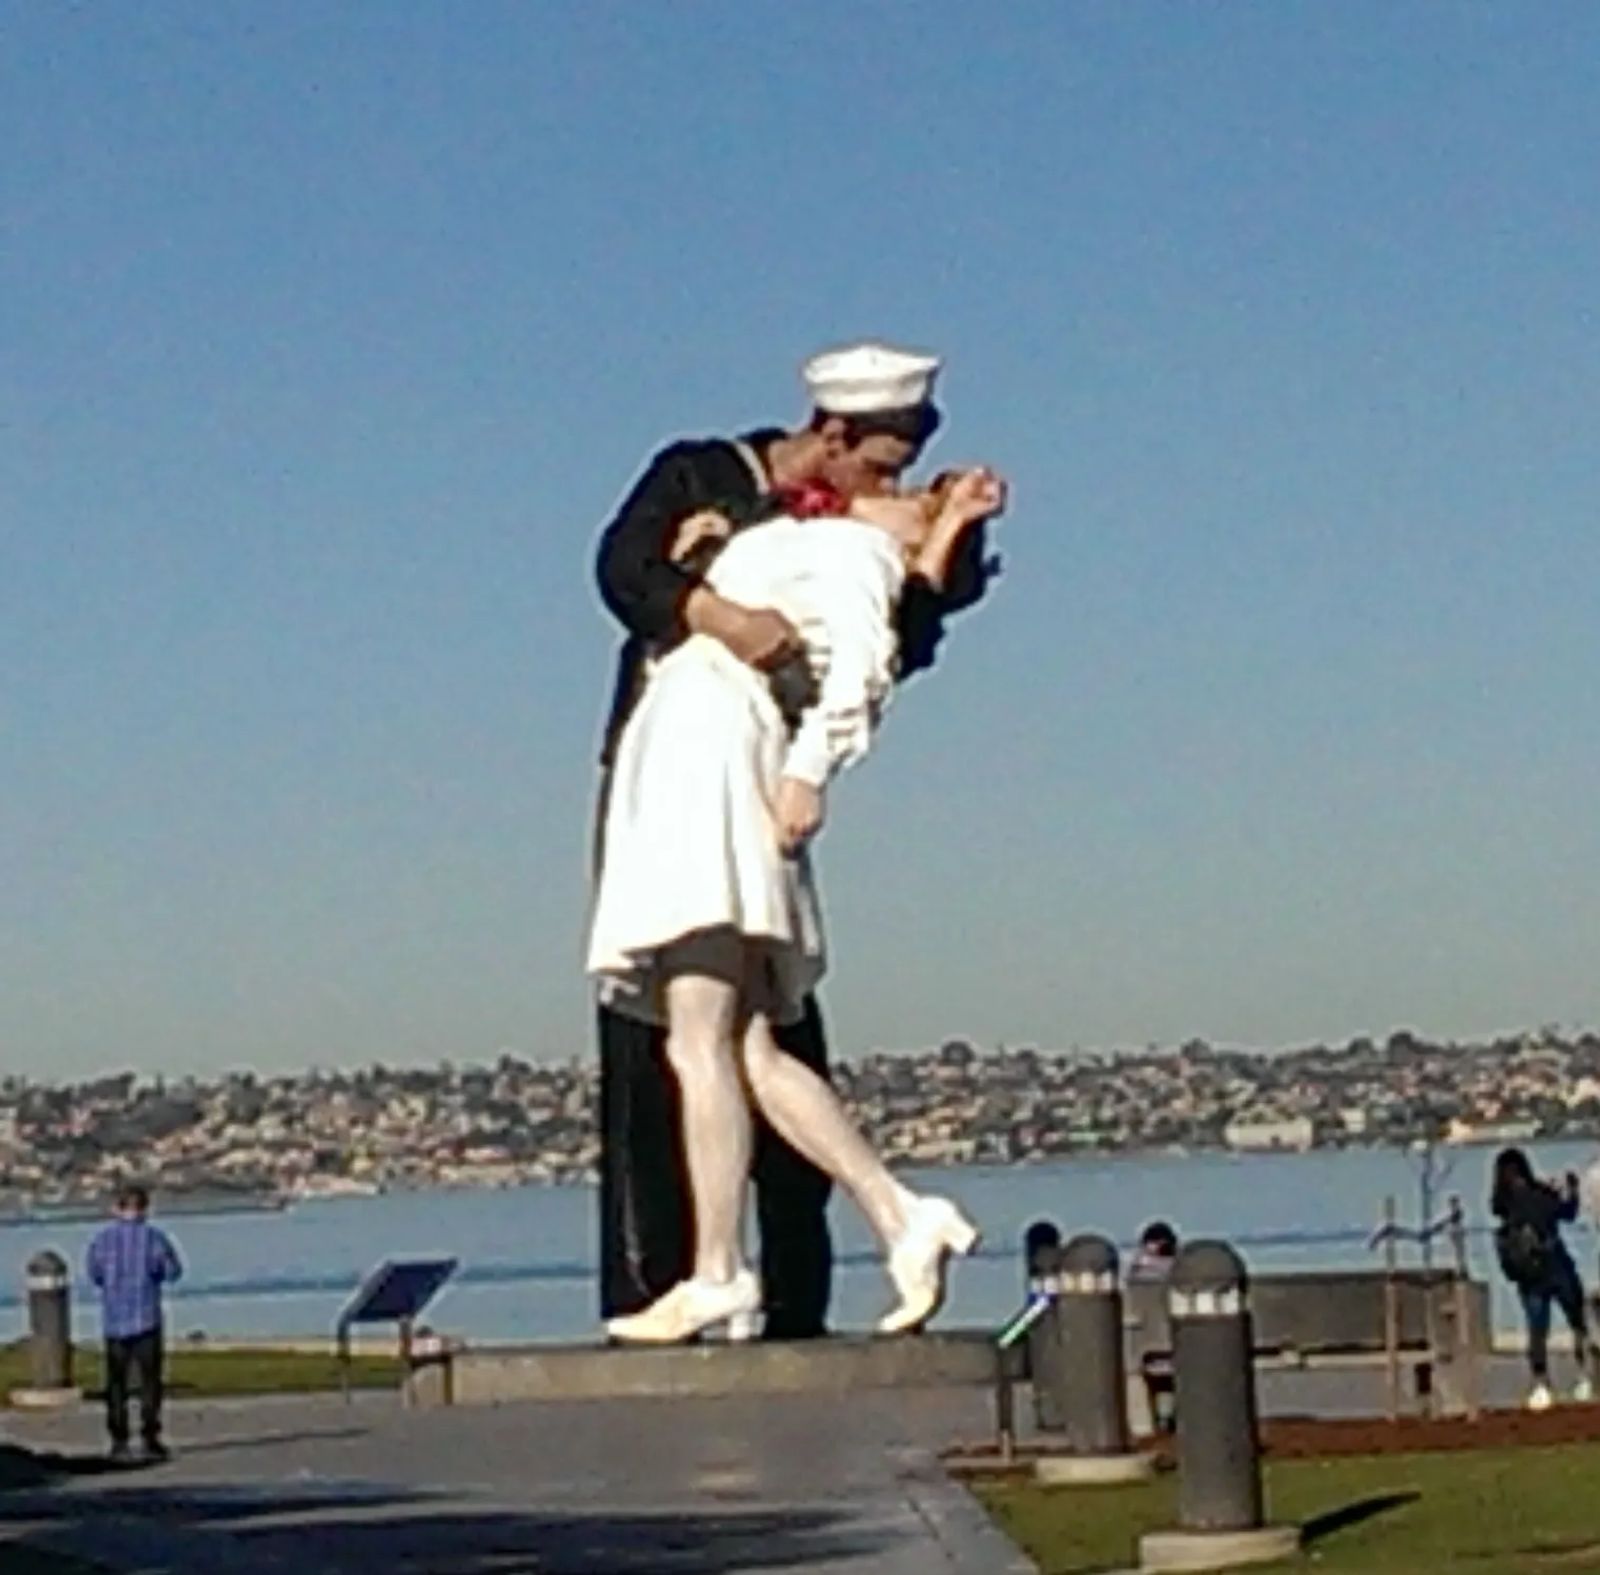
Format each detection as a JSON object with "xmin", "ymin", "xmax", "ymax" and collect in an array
[
  {"xmin": 1035, "ymin": 1451, "xmax": 1156, "ymax": 1487},
  {"xmin": 407, "ymin": 1329, "xmax": 1018, "ymax": 1408},
  {"xmin": 1139, "ymin": 1525, "xmax": 1300, "ymax": 1572}
]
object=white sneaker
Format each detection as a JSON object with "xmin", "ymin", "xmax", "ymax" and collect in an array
[
  {"xmin": 1526, "ymin": 1382, "xmax": 1554, "ymax": 1412},
  {"xmin": 878, "ymin": 1196, "xmax": 981, "ymax": 1335},
  {"xmin": 605, "ymin": 1269, "xmax": 761, "ymax": 1345},
  {"xmin": 1574, "ymin": 1376, "xmax": 1594, "ymax": 1404}
]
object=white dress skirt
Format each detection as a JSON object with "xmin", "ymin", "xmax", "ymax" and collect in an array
[{"xmin": 586, "ymin": 515, "xmax": 905, "ymax": 1028}]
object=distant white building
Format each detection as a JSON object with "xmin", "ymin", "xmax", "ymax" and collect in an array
[
  {"xmin": 1567, "ymin": 1076, "xmax": 1600, "ymax": 1108},
  {"xmin": 1444, "ymin": 1117, "xmax": 1538, "ymax": 1146},
  {"xmin": 1224, "ymin": 1115, "xmax": 1315, "ymax": 1152}
]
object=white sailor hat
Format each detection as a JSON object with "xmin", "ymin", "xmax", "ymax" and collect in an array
[{"xmin": 801, "ymin": 341, "xmax": 941, "ymax": 415}]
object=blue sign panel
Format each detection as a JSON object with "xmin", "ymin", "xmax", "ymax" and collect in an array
[{"xmin": 340, "ymin": 1257, "xmax": 458, "ymax": 1327}]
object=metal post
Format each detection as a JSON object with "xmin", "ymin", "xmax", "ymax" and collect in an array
[
  {"xmin": 1056, "ymin": 1234, "xmax": 1129, "ymax": 1456},
  {"xmin": 1446, "ymin": 1194, "xmax": 1480, "ymax": 1421},
  {"xmin": 1382, "ymin": 1193, "xmax": 1400, "ymax": 1421},
  {"xmin": 337, "ymin": 1315, "xmax": 352, "ymax": 1404},
  {"xmin": 1417, "ymin": 1140, "xmax": 1436, "ymax": 1275},
  {"xmin": 8, "ymin": 1249, "xmax": 81, "ymax": 1410},
  {"xmin": 28, "ymin": 1250, "xmax": 73, "ymax": 1390},
  {"xmin": 1139, "ymin": 1241, "xmax": 1297, "ymax": 1572},
  {"xmin": 1419, "ymin": 1217, "xmax": 1440, "ymax": 1420},
  {"xmin": 398, "ymin": 1315, "xmax": 415, "ymax": 1408},
  {"xmin": 1170, "ymin": 1241, "xmax": 1261, "ymax": 1531},
  {"xmin": 1035, "ymin": 1233, "xmax": 1151, "ymax": 1485},
  {"xmin": 994, "ymin": 1352, "xmax": 1016, "ymax": 1463}
]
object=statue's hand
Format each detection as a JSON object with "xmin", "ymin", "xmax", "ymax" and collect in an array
[
  {"xmin": 774, "ymin": 777, "xmax": 825, "ymax": 855},
  {"xmin": 668, "ymin": 509, "xmax": 734, "ymax": 564}
]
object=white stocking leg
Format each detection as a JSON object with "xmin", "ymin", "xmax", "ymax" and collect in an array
[
  {"xmin": 661, "ymin": 933, "xmax": 753, "ymax": 1285},
  {"xmin": 738, "ymin": 1010, "xmax": 913, "ymax": 1247}
]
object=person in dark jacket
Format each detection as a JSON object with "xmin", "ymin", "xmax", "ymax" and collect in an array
[
  {"xmin": 1490, "ymin": 1147, "xmax": 1594, "ymax": 1410},
  {"xmin": 591, "ymin": 342, "xmax": 994, "ymax": 1337}
]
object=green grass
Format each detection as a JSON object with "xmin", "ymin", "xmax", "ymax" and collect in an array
[
  {"xmin": 0, "ymin": 1341, "xmax": 402, "ymax": 1403},
  {"xmin": 974, "ymin": 1443, "xmax": 1600, "ymax": 1574}
]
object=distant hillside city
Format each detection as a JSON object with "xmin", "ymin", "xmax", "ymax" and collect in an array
[{"xmin": 3, "ymin": 1027, "xmax": 1599, "ymax": 1213}]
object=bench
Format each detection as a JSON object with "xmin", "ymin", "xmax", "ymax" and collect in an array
[{"xmin": 1122, "ymin": 1268, "xmax": 1490, "ymax": 1432}]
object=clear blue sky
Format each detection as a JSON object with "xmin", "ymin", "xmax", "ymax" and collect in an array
[{"xmin": 5, "ymin": 3, "xmax": 1598, "ymax": 1080}]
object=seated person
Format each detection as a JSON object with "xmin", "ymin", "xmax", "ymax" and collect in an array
[{"xmin": 1127, "ymin": 1220, "xmax": 1180, "ymax": 1432}]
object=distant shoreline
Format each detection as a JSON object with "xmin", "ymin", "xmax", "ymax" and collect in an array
[
  {"xmin": 0, "ymin": 1191, "xmax": 288, "ymax": 1229},
  {"xmin": 6, "ymin": 1031, "xmax": 1599, "ymax": 1206}
]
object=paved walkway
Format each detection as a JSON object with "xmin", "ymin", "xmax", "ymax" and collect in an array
[
  {"xmin": 5, "ymin": 1352, "xmax": 1562, "ymax": 1572},
  {"xmin": 2, "ymin": 1386, "xmax": 1035, "ymax": 1574}
]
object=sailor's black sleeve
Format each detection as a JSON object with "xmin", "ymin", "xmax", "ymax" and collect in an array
[{"xmin": 593, "ymin": 442, "xmax": 710, "ymax": 645}]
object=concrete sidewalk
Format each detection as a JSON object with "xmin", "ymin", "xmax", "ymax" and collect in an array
[{"xmin": 2, "ymin": 1386, "xmax": 1035, "ymax": 1574}]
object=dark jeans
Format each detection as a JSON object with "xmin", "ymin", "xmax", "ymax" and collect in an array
[
  {"xmin": 598, "ymin": 996, "xmax": 834, "ymax": 1338},
  {"xmin": 104, "ymin": 1327, "xmax": 164, "ymax": 1446},
  {"xmin": 1519, "ymin": 1255, "xmax": 1590, "ymax": 1380}
]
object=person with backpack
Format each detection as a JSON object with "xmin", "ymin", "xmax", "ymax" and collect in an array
[{"xmin": 1490, "ymin": 1147, "xmax": 1594, "ymax": 1410}]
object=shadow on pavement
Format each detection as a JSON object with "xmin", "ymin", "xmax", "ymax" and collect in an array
[
  {"xmin": 7, "ymin": 1479, "xmax": 891, "ymax": 1574},
  {"xmin": 1, "ymin": 1444, "xmax": 135, "ymax": 1489},
  {"xmin": 167, "ymin": 1427, "xmax": 371, "ymax": 1457}
]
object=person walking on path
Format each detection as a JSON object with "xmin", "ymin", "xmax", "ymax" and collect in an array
[
  {"xmin": 85, "ymin": 1184, "xmax": 183, "ymax": 1462},
  {"xmin": 1490, "ymin": 1147, "xmax": 1594, "ymax": 1411}
]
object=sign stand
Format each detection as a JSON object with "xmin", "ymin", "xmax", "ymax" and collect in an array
[{"xmin": 335, "ymin": 1257, "xmax": 458, "ymax": 1401}]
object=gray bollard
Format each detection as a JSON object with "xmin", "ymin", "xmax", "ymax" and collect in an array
[
  {"xmin": 1170, "ymin": 1240, "xmax": 1260, "ymax": 1530},
  {"xmin": 10, "ymin": 1249, "xmax": 81, "ymax": 1410},
  {"xmin": 28, "ymin": 1249, "xmax": 73, "ymax": 1390},
  {"xmin": 1138, "ymin": 1240, "xmax": 1297, "ymax": 1572},
  {"xmin": 1035, "ymin": 1234, "xmax": 1153, "ymax": 1485}
]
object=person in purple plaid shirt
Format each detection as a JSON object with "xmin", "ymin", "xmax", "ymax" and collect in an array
[{"xmin": 86, "ymin": 1184, "xmax": 183, "ymax": 1461}]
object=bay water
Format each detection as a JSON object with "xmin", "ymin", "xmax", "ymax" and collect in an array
[{"xmin": 5, "ymin": 1142, "xmax": 1597, "ymax": 1346}]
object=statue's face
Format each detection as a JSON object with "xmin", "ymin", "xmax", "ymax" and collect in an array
[{"xmin": 814, "ymin": 422, "xmax": 920, "ymax": 499}]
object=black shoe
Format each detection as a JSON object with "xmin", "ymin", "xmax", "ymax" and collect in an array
[
  {"xmin": 141, "ymin": 1439, "xmax": 171, "ymax": 1463},
  {"xmin": 109, "ymin": 1441, "xmax": 134, "ymax": 1465}
]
